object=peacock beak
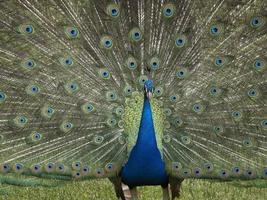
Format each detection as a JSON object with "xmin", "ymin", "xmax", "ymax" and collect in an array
[{"xmin": 145, "ymin": 87, "xmax": 153, "ymax": 100}]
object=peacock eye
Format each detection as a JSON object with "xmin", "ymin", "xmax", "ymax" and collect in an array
[
  {"xmin": 170, "ymin": 95, "xmax": 177, "ymax": 102},
  {"xmin": 31, "ymin": 131, "xmax": 42, "ymax": 142},
  {"xmin": 232, "ymin": 166, "xmax": 241, "ymax": 175},
  {"xmin": 60, "ymin": 121, "xmax": 73, "ymax": 133},
  {"xmin": 124, "ymin": 85, "xmax": 133, "ymax": 96},
  {"xmin": 163, "ymin": 3, "xmax": 175, "ymax": 18},
  {"xmin": 210, "ymin": 25, "xmax": 222, "ymax": 36},
  {"xmin": 94, "ymin": 135, "xmax": 104, "ymax": 144},
  {"xmin": 100, "ymin": 36, "xmax": 113, "ymax": 49},
  {"xmin": 154, "ymin": 86, "xmax": 163, "ymax": 97},
  {"xmin": 250, "ymin": 17, "xmax": 264, "ymax": 28},
  {"xmin": 215, "ymin": 57, "xmax": 225, "ymax": 67},
  {"xmin": 59, "ymin": 56, "xmax": 74, "ymax": 68},
  {"xmin": 65, "ymin": 81, "xmax": 79, "ymax": 94},
  {"xmin": 247, "ymin": 88, "xmax": 258, "ymax": 98},
  {"xmin": 25, "ymin": 25, "xmax": 33, "ymax": 34},
  {"xmin": 129, "ymin": 28, "xmax": 142, "ymax": 42},
  {"xmin": 126, "ymin": 56, "xmax": 137, "ymax": 70},
  {"xmin": 176, "ymin": 68, "xmax": 188, "ymax": 79},
  {"xmin": 56, "ymin": 163, "xmax": 65, "ymax": 172},
  {"xmin": 0, "ymin": 91, "xmax": 6, "ymax": 103},
  {"xmin": 175, "ymin": 35, "xmax": 187, "ymax": 48},
  {"xmin": 174, "ymin": 117, "xmax": 183, "ymax": 127},
  {"xmin": 22, "ymin": 59, "xmax": 36, "ymax": 70},
  {"xmin": 242, "ymin": 138, "xmax": 253, "ymax": 147},
  {"xmin": 232, "ymin": 111, "xmax": 242, "ymax": 120},
  {"xmin": 204, "ymin": 163, "xmax": 213, "ymax": 172},
  {"xmin": 13, "ymin": 163, "xmax": 24, "ymax": 173},
  {"xmin": 253, "ymin": 59, "xmax": 265, "ymax": 71},
  {"xmin": 99, "ymin": 68, "xmax": 111, "ymax": 79},
  {"xmin": 18, "ymin": 24, "xmax": 34, "ymax": 35},
  {"xmin": 181, "ymin": 136, "xmax": 191, "ymax": 145},
  {"xmin": 65, "ymin": 27, "xmax": 79, "ymax": 38},
  {"xmin": 149, "ymin": 57, "xmax": 160, "ymax": 70},
  {"xmin": 193, "ymin": 103, "xmax": 204, "ymax": 113},
  {"xmin": 219, "ymin": 170, "xmax": 228, "ymax": 178},
  {"xmin": 45, "ymin": 162, "xmax": 55, "ymax": 173},
  {"xmin": 106, "ymin": 4, "xmax": 120, "ymax": 18},
  {"xmin": 106, "ymin": 91, "xmax": 118, "ymax": 101},
  {"xmin": 261, "ymin": 120, "xmax": 267, "ymax": 128}
]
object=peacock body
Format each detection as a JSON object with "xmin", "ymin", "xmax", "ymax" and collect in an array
[{"xmin": 0, "ymin": 0, "xmax": 267, "ymax": 199}]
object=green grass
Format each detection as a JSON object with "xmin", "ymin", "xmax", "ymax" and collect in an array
[{"xmin": 0, "ymin": 178, "xmax": 266, "ymax": 200}]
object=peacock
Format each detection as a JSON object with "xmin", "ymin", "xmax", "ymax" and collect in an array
[{"xmin": 0, "ymin": 0, "xmax": 267, "ymax": 199}]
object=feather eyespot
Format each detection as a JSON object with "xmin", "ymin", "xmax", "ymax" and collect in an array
[
  {"xmin": 193, "ymin": 103, "xmax": 205, "ymax": 114},
  {"xmin": 232, "ymin": 166, "xmax": 242, "ymax": 175},
  {"xmin": 209, "ymin": 24, "xmax": 222, "ymax": 36},
  {"xmin": 181, "ymin": 168, "xmax": 191, "ymax": 177},
  {"xmin": 100, "ymin": 36, "xmax": 113, "ymax": 49},
  {"xmin": 174, "ymin": 117, "xmax": 183, "ymax": 127},
  {"xmin": 56, "ymin": 163, "xmax": 65, "ymax": 173},
  {"xmin": 163, "ymin": 135, "xmax": 171, "ymax": 143},
  {"xmin": 163, "ymin": 3, "xmax": 175, "ymax": 18},
  {"xmin": 149, "ymin": 57, "xmax": 160, "ymax": 70},
  {"xmin": 169, "ymin": 95, "xmax": 178, "ymax": 102},
  {"xmin": 18, "ymin": 24, "xmax": 34, "ymax": 35},
  {"xmin": 107, "ymin": 117, "xmax": 117, "ymax": 127},
  {"xmin": 126, "ymin": 56, "xmax": 137, "ymax": 70},
  {"xmin": 0, "ymin": 91, "xmax": 6, "ymax": 103},
  {"xmin": 26, "ymin": 84, "xmax": 40, "ymax": 96},
  {"xmin": 41, "ymin": 105, "xmax": 55, "ymax": 119},
  {"xmin": 81, "ymin": 102, "xmax": 94, "ymax": 114},
  {"xmin": 31, "ymin": 164, "xmax": 42, "ymax": 174},
  {"xmin": 253, "ymin": 59, "xmax": 265, "ymax": 71},
  {"xmin": 72, "ymin": 162, "xmax": 82, "ymax": 170},
  {"xmin": 204, "ymin": 163, "xmax": 213, "ymax": 172},
  {"xmin": 0, "ymin": 163, "xmax": 10, "ymax": 173},
  {"xmin": 65, "ymin": 27, "xmax": 79, "ymax": 38},
  {"xmin": 261, "ymin": 120, "xmax": 267, "ymax": 129},
  {"xmin": 60, "ymin": 56, "xmax": 74, "ymax": 68},
  {"xmin": 22, "ymin": 59, "xmax": 36, "ymax": 70},
  {"xmin": 181, "ymin": 136, "xmax": 191, "ymax": 145},
  {"xmin": 124, "ymin": 85, "xmax": 134, "ymax": 96},
  {"xmin": 13, "ymin": 163, "xmax": 24, "ymax": 173},
  {"xmin": 31, "ymin": 131, "xmax": 42, "ymax": 142},
  {"xmin": 242, "ymin": 138, "xmax": 253, "ymax": 148},
  {"xmin": 45, "ymin": 162, "xmax": 55, "ymax": 173},
  {"xmin": 175, "ymin": 35, "xmax": 187, "ymax": 48},
  {"xmin": 247, "ymin": 88, "xmax": 259, "ymax": 98},
  {"xmin": 219, "ymin": 169, "xmax": 228, "ymax": 178},
  {"xmin": 60, "ymin": 121, "xmax": 73, "ymax": 133},
  {"xmin": 210, "ymin": 86, "xmax": 221, "ymax": 96},
  {"xmin": 82, "ymin": 166, "xmax": 90, "ymax": 176},
  {"xmin": 232, "ymin": 111, "xmax": 242, "ymax": 121},
  {"xmin": 176, "ymin": 68, "xmax": 188, "ymax": 79},
  {"xmin": 193, "ymin": 168, "xmax": 201, "ymax": 177},
  {"xmin": 172, "ymin": 162, "xmax": 182, "ymax": 171},
  {"xmin": 65, "ymin": 81, "xmax": 80, "ymax": 94},
  {"xmin": 154, "ymin": 86, "xmax": 163, "ymax": 97},
  {"xmin": 94, "ymin": 136, "xmax": 104, "ymax": 144},
  {"xmin": 138, "ymin": 75, "xmax": 148, "ymax": 86},
  {"xmin": 106, "ymin": 4, "xmax": 120, "ymax": 18},
  {"xmin": 213, "ymin": 125, "xmax": 224, "ymax": 135},
  {"xmin": 263, "ymin": 168, "xmax": 267, "ymax": 178},
  {"xmin": 106, "ymin": 91, "xmax": 118, "ymax": 101},
  {"xmin": 14, "ymin": 115, "xmax": 28, "ymax": 128},
  {"xmin": 250, "ymin": 17, "xmax": 265, "ymax": 28},
  {"xmin": 99, "ymin": 68, "xmax": 111, "ymax": 79},
  {"xmin": 129, "ymin": 28, "xmax": 142, "ymax": 42},
  {"xmin": 244, "ymin": 169, "xmax": 255, "ymax": 178}
]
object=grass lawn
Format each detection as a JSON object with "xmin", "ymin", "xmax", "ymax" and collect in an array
[{"xmin": 0, "ymin": 177, "xmax": 266, "ymax": 200}]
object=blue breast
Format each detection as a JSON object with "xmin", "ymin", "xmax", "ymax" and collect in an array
[{"xmin": 121, "ymin": 96, "xmax": 168, "ymax": 187}]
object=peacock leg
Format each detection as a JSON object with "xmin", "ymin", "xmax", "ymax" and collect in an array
[
  {"xmin": 162, "ymin": 186, "xmax": 170, "ymax": 200},
  {"xmin": 130, "ymin": 187, "xmax": 139, "ymax": 200}
]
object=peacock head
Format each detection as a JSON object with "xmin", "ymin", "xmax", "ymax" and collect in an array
[{"xmin": 144, "ymin": 79, "xmax": 154, "ymax": 100}]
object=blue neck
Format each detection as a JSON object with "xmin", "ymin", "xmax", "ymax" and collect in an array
[
  {"xmin": 121, "ymin": 95, "xmax": 168, "ymax": 187},
  {"xmin": 135, "ymin": 95, "xmax": 158, "ymax": 149}
]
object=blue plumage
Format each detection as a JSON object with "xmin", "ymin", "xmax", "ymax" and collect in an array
[{"xmin": 121, "ymin": 94, "xmax": 168, "ymax": 188}]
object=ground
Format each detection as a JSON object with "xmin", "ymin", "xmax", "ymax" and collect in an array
[{"xmin": 0, "ymin": 178, "xmax": 266, "ymax": 200}]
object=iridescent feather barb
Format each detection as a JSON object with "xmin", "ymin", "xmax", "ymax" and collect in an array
[{"xmin": 0, "ymin": 0, "xmax": 267, "ymax": 199}]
